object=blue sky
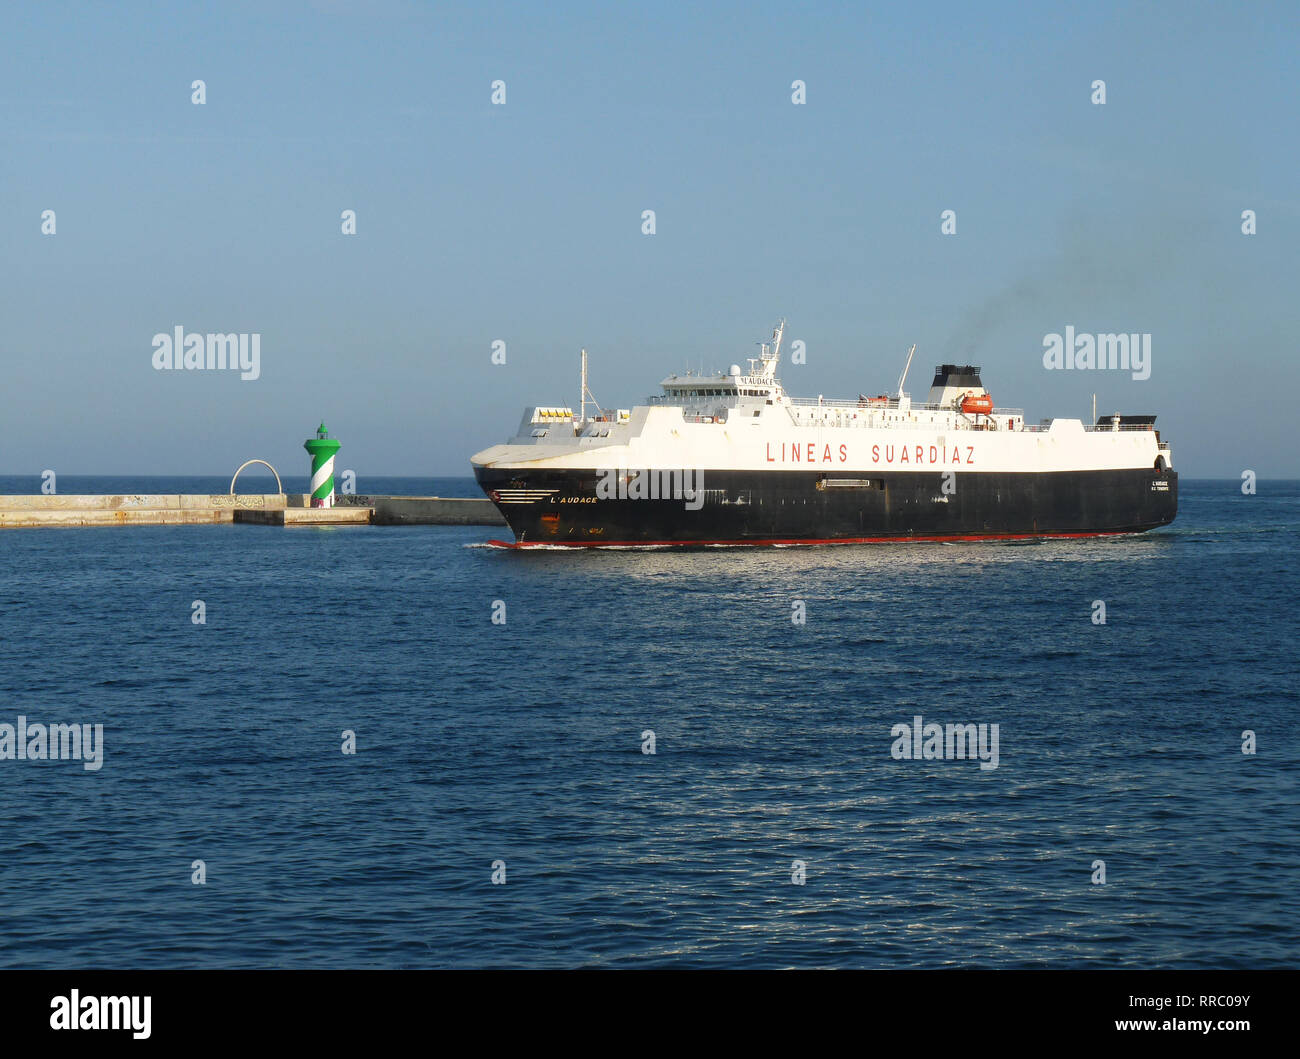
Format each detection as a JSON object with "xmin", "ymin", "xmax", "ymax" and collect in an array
[{"xmin": 2, "ymin": 0, "xmax": 1297, "ymax": 478}]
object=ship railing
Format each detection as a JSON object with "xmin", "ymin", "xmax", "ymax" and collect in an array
[
  {"xmin": 786, "ymin": 396, "xmax": 907, "ymax": 410},
  {"xmin": 786, "ymin": 403, "xmax": 1026, "ymax": 421},
  {"xmin": 784, "ymin": 396, "xmax": 1024, "ymax": 416},
  {"xmin": 646, "ymin": 394, "xmax": 738, "ymax": 405},
  {"xmin": 645, "ymin": 392, "xmax": 1028, "ymax": 420},
  {"xmin": 1024, "ymin": 422, "xmax": 1160, "ymax": 435}
]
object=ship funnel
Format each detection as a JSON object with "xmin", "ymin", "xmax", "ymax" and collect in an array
[{"xmin": 928, "ymin": 364, "xmax": 987, "ymax": 408}]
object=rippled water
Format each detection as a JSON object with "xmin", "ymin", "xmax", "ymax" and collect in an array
[{"xmin": 0, "ymin": 478, "xmax": 1296, "ymax": 967}]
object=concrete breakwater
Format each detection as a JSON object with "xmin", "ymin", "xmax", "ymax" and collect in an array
[
  {"xmin": 0, "ymin": 494, "xmax": 505, "ymax": 528},
  {"xmin": 334, "ymin": 495, "xmax": 505, "ymax": 525}
]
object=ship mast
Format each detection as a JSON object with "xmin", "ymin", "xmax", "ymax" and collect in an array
[
  {"xmin": 756, "ymin": 319, "xmax": 785, "ymax": 378},
  {"xmin": 579, "ymin": 348, "xmax": 587, "ymax": 426},
  {"xmin": 577, "ymin": 348, "xmax": 603, "ymax": 429},
  {"xmin": 745, "ymin": 319, "xmax": 787, "ymax": 382},
  {"xmin": 896, "ymin": 343, "xmax": 917, "ymax": 397}
]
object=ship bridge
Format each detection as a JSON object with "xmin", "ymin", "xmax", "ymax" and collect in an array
[
  {"xmin": 652, "ymin": 320, "xmax": 789, "ymax": 408},
  {"xmin": 656, "ymin": 369, "xmax": 784, "ymax": 404}
]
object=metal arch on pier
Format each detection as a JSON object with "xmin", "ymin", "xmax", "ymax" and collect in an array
[{"xmin": 229, "ymin": 459, "xmax": 283, "ymax": 495}]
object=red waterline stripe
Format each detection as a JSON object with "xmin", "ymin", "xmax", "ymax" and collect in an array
[{"xmin": 486, "ymin": 531, "xmax": 1131, "ymax": 549}]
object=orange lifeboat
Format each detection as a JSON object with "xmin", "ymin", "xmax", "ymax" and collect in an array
[{"xmin": 960, "ymin": 393, "xmax": 994, "ymax": 415}]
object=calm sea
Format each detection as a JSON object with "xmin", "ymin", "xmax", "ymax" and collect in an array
[{"xmin": 0, "ymin": 477, "xmax": 1295, "ymax": 968}]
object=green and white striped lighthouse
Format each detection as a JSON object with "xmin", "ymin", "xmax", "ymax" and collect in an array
[{"xmin": 303, "ymin": 422, "xmax": 341, "ymax": 508}]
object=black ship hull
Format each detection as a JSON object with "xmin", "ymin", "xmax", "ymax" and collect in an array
[{"xmin": 474, "ymin": 466, "xmax": 1178, "ymax": 546}]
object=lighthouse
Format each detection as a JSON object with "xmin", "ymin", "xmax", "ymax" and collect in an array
[{"xmin": 303, "ymin": 423, "xmax": 341, "ymax": 508}]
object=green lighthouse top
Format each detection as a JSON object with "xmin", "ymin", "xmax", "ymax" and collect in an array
[{"xmin": 304, "ymin": 422, "xmax": 341, "ymax": 456}]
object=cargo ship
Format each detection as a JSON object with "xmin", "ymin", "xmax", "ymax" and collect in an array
[{"xmin": 470, "ymin": 322, "xmax": 1177, "ymax": 546}]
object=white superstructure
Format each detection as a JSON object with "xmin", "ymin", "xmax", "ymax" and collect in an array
[{"xmin": 472, "ymin": 322, "xmax": 1174, "ymax": 477}]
